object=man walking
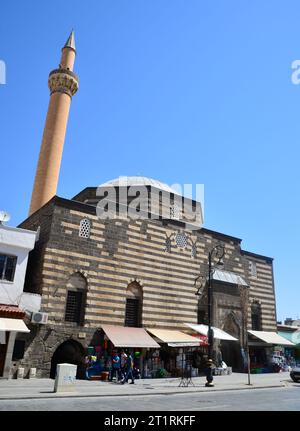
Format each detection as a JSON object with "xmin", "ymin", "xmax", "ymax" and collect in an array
[
  {"xmin": 120, "ymin": 349, "xmax": 128, "ymax": 378},
  {"xmin": 110, "ymin": 351, "xmax": 123, "ymax": 382},
  {"xmin": 121, "ymin": 351, "xmax": 135, "ymax": 384}
]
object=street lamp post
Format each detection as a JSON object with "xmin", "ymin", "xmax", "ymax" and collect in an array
[{"xmin": 206, "ymin": 244, "xmax": 225, "ymax": 387}]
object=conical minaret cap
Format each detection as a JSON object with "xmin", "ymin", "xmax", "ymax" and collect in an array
[{"xmin": 63, "ymin": 30, "xmax": 76, "ymax": 52}]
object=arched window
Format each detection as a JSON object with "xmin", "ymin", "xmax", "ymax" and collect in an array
[
  {"xmin": 79, "ymin": 218, "xmax": 91, "ymax": 238},
  {"xmin": 65, "ymin": 272, "xmax": 87, "ymax": 325},
  {"xmin": 251, "ymin": 301, "xmax": 262, "ymax": 330},
  {"xmin": 125, "ymin": 281, "xmax": 143, "ymax": 327}
]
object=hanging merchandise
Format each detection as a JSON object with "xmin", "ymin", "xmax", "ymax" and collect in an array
[{"xmin": 87, "ymin": 346, "xmax": 94, "ymax": 356}]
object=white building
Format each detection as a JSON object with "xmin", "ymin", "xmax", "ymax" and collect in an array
[{"xmin": 0, "ymin": 223, "xmax": 41, "ymax": 378}]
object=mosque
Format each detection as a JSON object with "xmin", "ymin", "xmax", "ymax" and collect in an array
[{"xmin": 14, "ymin": 32, "xmax": 278, "ymax": 378}]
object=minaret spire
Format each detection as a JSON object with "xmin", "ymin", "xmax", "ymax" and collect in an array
[
  {"xmin": 28, "ymin": 32, "xmax": 79, "ymax": 216},
  {"xmin": 64, "ymin": 30, "xmax": 76, "ymax": 52}
]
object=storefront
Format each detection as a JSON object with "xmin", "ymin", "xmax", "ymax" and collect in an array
[
  {"xmin": 85, "ymin": 325, "xmax": 160, "ymax": 380},
  {"xmin": 145, "ymin": 328, "xmax": 202, "ymax": 378},
  {"xmin": 184, "ymin": 323, "xmax": 239, "ymax": 369},
  {"xmin": 247, "ymin": 330, "xmax": 295, "ymax": 373},
  {"xmin": 277, "ymin": 326, "xmax": 300, "ymax": 366},
  {"xmin": 0, "ymin": 314, "xmax": 30, "ymax": 378}
]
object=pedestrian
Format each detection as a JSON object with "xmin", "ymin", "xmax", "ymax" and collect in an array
[
  {"xmin": 204, "ymin": 358, "xmax": 214, "ymax": 387},
  {"xmin": 121, "ymin": 351, "xmax": 135, "ymax": 384},
  {"xmin": 84, "ymin": 355, "xmax": 90, "ymax": 380},
  {"xmin": 120, "ymin": 349, "xmax": 128, "ymax": 377},
  {"xmin": 110, "ymin": 351, "xmax": 123, "ymax": 382}
]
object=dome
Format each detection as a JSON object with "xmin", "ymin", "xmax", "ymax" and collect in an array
[{"xmin": 99, "ymin": 176, "xmax": 179, "ymax": 195}]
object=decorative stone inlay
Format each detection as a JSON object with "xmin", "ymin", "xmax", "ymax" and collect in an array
[{"xmin": 48, "ymin": 68, "xmax": 79, "ymax": 97}]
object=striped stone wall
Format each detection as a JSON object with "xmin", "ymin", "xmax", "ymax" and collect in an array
[{"xmin": 17, "ymin": 197, "xmax": 277, "ymax": 376}]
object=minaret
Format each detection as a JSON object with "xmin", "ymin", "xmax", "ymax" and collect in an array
[{"xmin": 29, "ymin": 31, "xmax": 79, "ymax": 215}]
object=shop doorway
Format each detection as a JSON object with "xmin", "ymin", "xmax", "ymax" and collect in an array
[
  {"xmin": 50, "ymin": 339, "xmax": 86, "ymax": 379},
  {"xmin": 221, "ymin": 312, "xmax": 243, "ymax": 371}
]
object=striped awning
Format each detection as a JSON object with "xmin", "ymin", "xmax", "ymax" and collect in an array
[
  {"xmin": 101, "ymin": 325, "xmax": 160, "ymax": 348},
  {"xmin": 146, "ymin": 328, "xmax": 202, "ymax": 347}
]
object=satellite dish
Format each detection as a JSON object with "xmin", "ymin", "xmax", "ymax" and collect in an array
[{"xmin": 0, "ymin": 211, "xmax": 11, "ymax": 224}]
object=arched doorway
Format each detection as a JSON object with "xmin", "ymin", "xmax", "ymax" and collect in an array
[
  {"xmin": 50, "ymin": 339, "xmax": 86, "ymax": 379},
  {"xmin": 220, "ymin": 312, "xmax": 243, "ymax": 371}
]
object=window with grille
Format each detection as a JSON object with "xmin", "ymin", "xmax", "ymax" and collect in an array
[
  {"xmin": 164, "ymin": 237, "xmax": 171, "ymax": 253},
  {"xmin": 79, "ymin": 218, "xmax": 91, "ymax": 238},
  {"xmin": 251, "ymin": 303, "xmax": 262, "ymax": 330},
  {"xmin": 0, "ymin": 254, "xmax": 17, "ymax": 282},
  {"xmin": 249, "ymin": 260, "xmax": 257, "ymax": 277},
  {"xmin": 191, "ymin": 243, "xmax": 197, "ymax": 259},
  {"xmin": 170, "ymin": 203, "xmax": 180, "ymax": 220},
  {"xmin": 125, "ymin": 298, "xmax": 140, "ymax": 327},
  {"xmin": 65, "ymin": 291, "xmax": 83, "ymax": 324},
  {"xmin": 175, "ymin": 232, "xmax": 188, "ymax": 249}
]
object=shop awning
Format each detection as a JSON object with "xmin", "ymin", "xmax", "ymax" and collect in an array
[
  {"xmin": 278, "ymin": 331, "xmax": 300, "ymax": 346},
  {"xmin": 212, "ymin": 269, "xmax": 248, "ymax": 286},
  {"xmin": 184, "ymin": 323, "xmax": 238, "ymax": 341},
  {"xmin": 248, "ymin": 330, "xmax": 295, "ymax": 346},
  {"xmin": 146, "ymin": 328, "xmax": 202, "ymax": 347},
  {"xmin": 0, "ymin": 318, "xmax": 30, "ymax": 333},
  {"xmin": 101, "ymin": 325, "xmax": 160, "ymax": 348}
]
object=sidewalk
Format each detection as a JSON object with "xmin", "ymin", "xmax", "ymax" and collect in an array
[{"xmin": 0, "ymin": 372, "xmax": 292, "ymax": 400}]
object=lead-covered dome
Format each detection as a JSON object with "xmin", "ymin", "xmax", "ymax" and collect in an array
[{"xmin": 99, "ymin": 176, "xmax": 179, "ymax": 195}]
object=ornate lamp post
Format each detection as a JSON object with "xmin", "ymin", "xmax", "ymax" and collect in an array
[{"xmin": 195, "ymin": 244, "xmax": 225, "ymax": 387}]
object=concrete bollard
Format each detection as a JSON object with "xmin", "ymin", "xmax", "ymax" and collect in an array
[
  {"xmin": 54, "ymin": 363, "xmax": 77, "ymax": 393},
  {"xmin": 29, "ymin": 368, "xmax": 37, "ymax": 379},
  {"xmin": 17, "ymin": 368, "xmax": 25, "ymax": 379}
]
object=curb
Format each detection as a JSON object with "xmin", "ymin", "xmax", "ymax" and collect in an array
[{"xmin": 0, "ymin": 383, "xmax": 286, "ymax": 401}]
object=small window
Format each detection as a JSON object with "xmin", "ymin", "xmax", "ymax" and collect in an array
[
  {"xmin": 79, "ymin": 218, "xmax": 91, "ymax": 238},
  {"xmin": 65, "ymin": 291, "xmax": 84, "ymax": 324},
  {"xmin": 0, "ymin": 254, "xmax": 17, "ymax": 282},
  {"xmin": 249, "ymin": 261, "xmax": 257, "ymax": 277},
  {"xmin": 175, "ymin": 232, "xmax": 188, "ymax": 249},
  {"xmin": 170, "ymin": 203, "xmax": 180, "ymax": 220},
  {"xmin": 191, "ymin": 243, "xmax": 197, "ymax": 259},
  {"xmin": 164, "ymin": 237, "xmax": 171, "ymax": 253},
  {"xmin": 251, "ymin": 302, "xmax": 262, "ymax": 330}
]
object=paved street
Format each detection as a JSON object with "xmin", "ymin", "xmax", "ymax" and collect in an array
[{"xmin": 0, "ymin": 386, "xmax": 299, "ymax": 411}]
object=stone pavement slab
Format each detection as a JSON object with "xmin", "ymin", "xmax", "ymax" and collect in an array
[{"xmin": 0, "ymin": 372, "xmax": 292, "ymax": 400}]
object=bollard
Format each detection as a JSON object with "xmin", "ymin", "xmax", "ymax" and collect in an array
[
  {"xmin": 17, "ymin": 368, "xmax": 25, "ymax": 379},
  {"xmin": 54, "ymin": 363, "xmax": 77, "ymax": 393},
  {"xmin": 29, "ymin": 368, "xmax": 37, "ymax": 379}
]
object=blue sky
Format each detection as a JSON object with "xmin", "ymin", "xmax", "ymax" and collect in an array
[{"xmin": 0, "ymin": 1, "xmax": 299, "ymax": 321}]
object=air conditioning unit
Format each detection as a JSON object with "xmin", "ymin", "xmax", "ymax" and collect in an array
[{"xmin": 31, "ymin": 312, "xmax": 48, "ymax": 325}]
